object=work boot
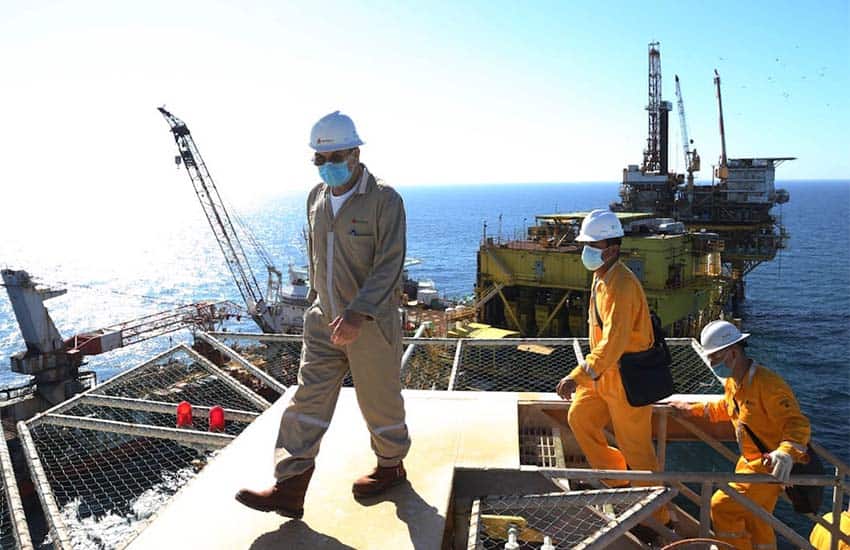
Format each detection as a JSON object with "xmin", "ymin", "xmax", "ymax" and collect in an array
[
  {"xmin": 352, "ymin": 462, "xmax": 406, "ymax": 499},
  {"xmin": 235, "ymin": 467, "xmax": 314, "ymax": 518}
]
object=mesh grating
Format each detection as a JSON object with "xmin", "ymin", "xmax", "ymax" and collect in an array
[
  {"xmin": 519, "ymin": 426, "xmax": 565, "ymax": 468},
  {"xmin": 668, "ymin": 344, "xmax": 724, "ymax": 394},
  {"xmin": 470, "ymin": 488, "xmax": 672, "ymax": 550},
  {"xmin": 205, "ymin": 333, "xmax": 721, "ymax": 396},
  {"xmin": 577, "ymin": 339, "xmax": 723, "ymax": 395},
  {"xmin": 401, "ymin": 340, "xmax": 456, "ymax": 390},
  {"xmin": 63, "ymin": 403, "xmax": 251, "ymax": 437},
  {"xmin": 91, "ymin": 347, "xmax": 263, "ymax": 412},
  {"xmin": 19, "ymin": 345, "xmax": 265, "ymax": 549},
  {"xmin": 212, "ymin": 334, "xmax": 455, "ymax": 391},
  {"xmin": 453, "ymin": 343, "xmax": 580, "ymax": 392},
  {"xmin": 30, "ymin": 422, "xmax": 209, "ymax": 550},
  {"xmin": 212, "ymin": 335, "xmax": 353, "ymax": 388}
]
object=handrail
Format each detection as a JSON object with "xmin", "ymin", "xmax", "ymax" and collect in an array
[
  {"xmin": 657, "ymin": 406, "xmax": 850, "ymax": 548},
  {"xmin": 475, "ymin": 466, "xmax": 847, "ymax": 548}
]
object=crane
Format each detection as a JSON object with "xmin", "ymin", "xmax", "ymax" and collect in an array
[
  {"xmin": 674, "ymin": 75, "xmax": 701, "ymax": 192},
  {"xmin": 1, "ymin": 268, "xmax": 240, "ymax": 409},
  {"xmin": 158, "ymin": 107, "xmax": 307, "ymax": 333},
  {"xmin": 64, "ymin": 300, "xmax": 242, "ymax": 356},
  {"xmin": 714, "ymin": 69, "xmax": 729, "ymax": 182}
]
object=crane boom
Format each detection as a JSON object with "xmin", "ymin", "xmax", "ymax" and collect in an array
[
  {"xmin": 65, "ymin": 300, "xmax": 242, "ymax": 356},
  {"xmin": 158, "ymin": 107, "xmax": 277, "ymax": 331},
  {"xmin": 674, "ymin": 75, "xmax": 690, "ymax": 164},
  {"xmin": 674, "ymin": 75, "xmax": 700, "ymax": 186},
  {"xmin": 714, "ymin": 69, "xmax": 729, "ymax": 181}
]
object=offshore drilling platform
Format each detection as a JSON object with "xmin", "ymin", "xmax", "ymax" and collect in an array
[
  {"xmin": 612, "ymin": 42, "xmax": 794, "ymax": 309},
  {"xmin": 475, "ymin": 42, "xmax": 793, "ymax": 339}
]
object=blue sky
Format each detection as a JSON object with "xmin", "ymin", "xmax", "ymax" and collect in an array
[{"xmin": 0, "ymin": 0, "xmax": 847, "ymax": 221}]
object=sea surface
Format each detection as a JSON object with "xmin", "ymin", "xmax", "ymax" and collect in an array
[{"xmin": 1, "ymin": 179, "xmax": 848, "ymax": 542}]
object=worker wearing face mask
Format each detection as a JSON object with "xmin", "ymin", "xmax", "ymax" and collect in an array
[
  {"xmin": 670, "ymin": 320, "xmax": 812, "ymax": 550},
  {"xmin": 236, "ymin": 111, "xmax": 411, "ymax": 518},
  {"xmin": 555, "ymin": 209, "xmax": 671, "ymax": 531}
]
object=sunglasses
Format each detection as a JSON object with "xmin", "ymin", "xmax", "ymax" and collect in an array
[{"xmin": 313, "ymin": 149, "xmax": 354, "ymax": 166}]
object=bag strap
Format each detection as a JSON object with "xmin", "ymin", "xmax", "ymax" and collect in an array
[
  {"xmin": 593, "ymin": 283, "xmax": 667, "ymax": 354},
  {"xmin": 733, "ymin": 399, "xmax": 770, "ymax": 455},
  {"xmin": 591, "ymin": 281, "xmax": 603, "ymax": 329}
]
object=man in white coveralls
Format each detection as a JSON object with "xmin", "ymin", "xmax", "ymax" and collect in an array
[{"xmin": 236, "ymin": 111, "xmax": 411, "ymax": 518}]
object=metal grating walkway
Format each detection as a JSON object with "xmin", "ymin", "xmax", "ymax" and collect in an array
[
  {"xmin": 19, "ymin": 344, "xmax": 268, "ymax": 550},
  {"xmin": 469, "ymin": 487, "xmax": 676, "ymax": 550}
]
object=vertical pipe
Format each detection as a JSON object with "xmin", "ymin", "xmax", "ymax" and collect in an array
[
  {"xmin": 656, "ymin": 409, "xmax": 668, "ymax": 472},
  {"xmin": 700, "ymin": 482, "xmax": 713, "ymax": 537},
  {"xmin": 447, "ymin": 340, "xmax": 465, "ymax": 391},
  {"xmin": 400, "ymin": 323, "xmax": 429, "ymax": 375},
  {"xmin": 660, "ymin": 105, "xmax": 669, "ymax": 175},
  {"xmin": 829, "ymin": 466, "xmax": 843, "ymax": 550}
]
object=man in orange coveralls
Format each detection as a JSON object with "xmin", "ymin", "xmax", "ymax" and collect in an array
[
  {"xmin": 555, "ymin": 209, "xmax": 671, "ymax": 534},
  {"xmin": 671, "ymin": 320, "xmax": 812, "ymax": 550}
]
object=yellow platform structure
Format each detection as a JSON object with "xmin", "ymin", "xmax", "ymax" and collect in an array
[{"xmin": 126, "ymin": 388, "xmax": 521, "ymax": 550}]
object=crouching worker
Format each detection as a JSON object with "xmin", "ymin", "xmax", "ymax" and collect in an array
[{"xmin": 671, "ymin": 320, "xmax": 811, "ymax": 550}]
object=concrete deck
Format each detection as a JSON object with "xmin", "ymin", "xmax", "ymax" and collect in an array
[{"xmin": 127, "ymin": 388, "xmax": 520, "ymax": 550}]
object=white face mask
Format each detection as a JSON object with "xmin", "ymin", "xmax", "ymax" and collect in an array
[
  {"xmin": 710, "ymin": 349, "xmax": 733, "ymax": 379},
  {"xmin": 582, "ymin": 245, "xmax": 605, "ymax": 271}
]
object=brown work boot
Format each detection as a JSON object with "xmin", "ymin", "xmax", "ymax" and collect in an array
[
  {"xmin": 352, "ymin": 462, "xmax": 406, "ymax": 499},
  {"xmin": 235, "ymin": 467, "xmax": 314, "ymax": 518}
]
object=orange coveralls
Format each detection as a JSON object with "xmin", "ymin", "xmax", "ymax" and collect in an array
[
  {"xmin": 566, "ymin": 261, "xmax": 669, "ymax": 524},
  {"xmin": 688, "ymin": 364, "xmax": 811, "ymax": 550}
]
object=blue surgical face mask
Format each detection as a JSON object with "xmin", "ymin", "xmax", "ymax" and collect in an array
[
  {"xmin": 710, "ymin": 350, "xmax": 733, "ymax": 379},
  {"xmin": 582, "ymin": 245, "xmax": 605, "ymax": 271},
  {"xmin": 318, "ymin": 161, "xmax": 352, "ymax": 188}
]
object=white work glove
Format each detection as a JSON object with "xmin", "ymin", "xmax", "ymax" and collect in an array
[{"xmin": 763, "ymin": 449, "xmax": 793, "ymax": 483}]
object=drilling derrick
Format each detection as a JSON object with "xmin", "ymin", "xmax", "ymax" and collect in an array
[
  {"xmin": 643, "ymin": 42, "xmax": 667, "ymax": 175},
  {"xmin": 615, "ymin": 42, "xmax": 679, "ymax": 215}
]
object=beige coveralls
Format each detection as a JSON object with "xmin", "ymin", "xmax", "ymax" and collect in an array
[{"xmin": 274, "ymin": 165, "xmax": 411, "ymax": 480}]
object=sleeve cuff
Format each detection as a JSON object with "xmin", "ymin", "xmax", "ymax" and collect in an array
[
  {"xmin": 688, "ymin": 402, "xmax": 707, "ymax": 418},
  {"xmin": 567, "ymin": 364, "xmax": 594, "ymax": 386},
  {"xmin": 778, "ymin": 441, "xmax": 808, "ymax": 461},
  {"xmin": 346, "ymin": 299, "xmax": 378, "ymax": 320}
]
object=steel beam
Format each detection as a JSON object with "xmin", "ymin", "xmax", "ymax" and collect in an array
[{"xmin": 42, "ymin": 414, "xmax": 234, "ymax": 449}]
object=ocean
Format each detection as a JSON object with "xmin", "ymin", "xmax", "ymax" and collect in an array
[{"xmin": 1, "ymin": 179, "xmax": 848, "ymax": 542}]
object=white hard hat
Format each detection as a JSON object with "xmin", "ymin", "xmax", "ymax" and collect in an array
[
  {"xmin": 309, "ymin": 111, "xmax": 364, "ymax": 153},
  {"xmin": 700, "ymin": 320, "xmax": 750, "ymax": 356},
  {"xmin": 575, "ymin": 209, "xmax": 625, "ymax": 242}
]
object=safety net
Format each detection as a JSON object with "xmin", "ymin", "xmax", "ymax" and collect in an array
[{"xmin": 20, "ymin": 344, "xmax": 268, "ymax": 550}]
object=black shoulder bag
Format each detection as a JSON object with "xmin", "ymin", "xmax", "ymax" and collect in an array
[
  {"xmin": 734, "ymin": 400, "xmax": 824, "ymax": 514},
  {"xmin": 592, "ymin": 287, "xmax": 674, "ymax": 407}
]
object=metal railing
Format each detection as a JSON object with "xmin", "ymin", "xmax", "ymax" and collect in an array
[
  {"xmin": 18, "ymin": 343, "xmax": 270, "ymax": 550},
  {"xmin": 478, "ymin": 465, "xmax": 848, "ymax": 550},
  {"xmin": 12, "ymin": 332, "xmax": 847, "ymax": 549},
  {"xmin": 202, "ymin": 332, "xmax": 723, "ymax": 396},
  {"xmin": 1, "ymin": 421, "xmax": 33, "ymax": 550},
  {"xmin": 514, "ymin": 397, "xmax": 849, "ymax": 550}
]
